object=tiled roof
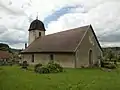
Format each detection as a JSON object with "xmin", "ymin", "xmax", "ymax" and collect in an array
[
  {"xmin": 0, "ymin": 51, "xmax": 10, "ymax": 59},
  {"xmin": 22, "ymin": 25, "xmax": 90, "ymax": 53}
]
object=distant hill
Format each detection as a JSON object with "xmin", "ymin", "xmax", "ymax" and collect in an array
[
  {"xmin": 102, "ymin": 47, "xmax": 120, "ymax": 51},
  {"xmin": 0, "ymin": 43, "xmax": 22, "ymax": 54},
  {"xmin": 0, "ymin": 43, "xmax": 9, "ymax": 51},
  {"xmin": 102, "ymin": 47, "xmax": 120, "ymax": 55},
  {"xmin": 10, "ymin": 48, "xmax": 22, "ymax": 53}
]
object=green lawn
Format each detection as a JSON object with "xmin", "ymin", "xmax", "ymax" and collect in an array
[{"xmin": 0, "ymin": 66, "xmax": 120, "ymax": 90}]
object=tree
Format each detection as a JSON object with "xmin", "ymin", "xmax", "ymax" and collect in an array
[
  {"xmin": 107, "ymin": 50, "xmax": 114, "ymax": 61},
  {"xmin": 0, "ymin": 43, "xmax": 9, "ymax": 51}
]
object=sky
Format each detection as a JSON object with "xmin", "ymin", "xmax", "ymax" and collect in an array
[{"xmin": 0, "ymin": 0, "xmax": 120, "ymax": 49}]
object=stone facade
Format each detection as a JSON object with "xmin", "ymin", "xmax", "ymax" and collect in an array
[
  {"xmin": 75, "ymin": 27, "xmax": 102, "ymax": 68},
  {"xmin": 22, "ymin": 53, "xmax": 75, "ymax": 68}
]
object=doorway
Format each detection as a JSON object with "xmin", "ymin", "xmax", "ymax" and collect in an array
[{"xmin": 89, "ymin": 50, "xmax": 93, "ymax": 67}]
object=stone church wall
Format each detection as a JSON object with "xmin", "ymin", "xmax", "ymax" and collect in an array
[
  {"xmin": 75, "ymin": 27, "xmax": 102, "ymax": 68},
  {"xmin": 22, "ymin": 53, "xmax": 75, "ymax": 68}
]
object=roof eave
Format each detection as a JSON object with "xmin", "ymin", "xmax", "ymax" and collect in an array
[{"xmin": 21, "ymin": 51, "xmax": 75, "ymax": 54}]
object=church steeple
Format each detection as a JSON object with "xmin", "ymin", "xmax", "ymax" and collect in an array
[{"xmin": 28, "ymin": 17, "xmax": 46, "ymax": 45}]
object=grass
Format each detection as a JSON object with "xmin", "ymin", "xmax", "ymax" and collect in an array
[{"xmin": 0, "ymin": 66, "xmax": 120, "ymax": 90}]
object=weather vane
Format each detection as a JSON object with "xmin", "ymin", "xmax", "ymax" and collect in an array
[{"xmin": 36, "ymin": 12, "xmax": 38, "ymax": 19}]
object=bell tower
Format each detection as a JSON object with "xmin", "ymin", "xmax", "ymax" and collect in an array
[{"xmin": 28, "ymin": 18, "xmax": 46, "ymax": 45}]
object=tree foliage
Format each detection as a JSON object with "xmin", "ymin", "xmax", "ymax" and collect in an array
[
  {"xmin": 0, "ymin": 43, "xmax": 9, "ymax": 51},
  {"xmin": 106, "ymin": 50, "xmax": 115, "ymax": 61}
]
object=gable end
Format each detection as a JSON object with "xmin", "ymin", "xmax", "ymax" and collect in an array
[
  {"xmin": 89, "ymin": 25, "xmax": 103, "ymax": 52},
  {"xmin": 74, "ymin": 25, "xmax": 90, "ymax": 52}
]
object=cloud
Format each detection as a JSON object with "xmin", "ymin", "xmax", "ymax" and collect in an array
[
  {"xmin": 46, "ymin": 0, "xmax": 120, "ymax": 47},
  {"xmin": 0, "ymin": 0, "xmax": 30, "ymax": 49},
  {"xmin": 99, "ymin": 28, "xmax": 120, "ymax": 42},
  {"xmin": 0, "ymin": 0, "xmax": 84, "ymax": 49},
  {"xmin": 0, "ymin": 25, "xmax": 8, "ymax": 34},
  {"xmin": 44, "ymin": 5, "xmax": 82, "ymax": 27},
  {"xmin": 0, "ymin": 29, "xmax": 28, "ymax": 44},
  {"xmin": 0, "ymin": 0, "xmax": 27, "ymax": 15},
  {"xmin": 0, "ymin": 0, "xmax": 120, "ymax": 48},
  {"xmin": 46, "ymin": 13, "xmax": 88, "ymax": 34},
  {"xmin": 9, "ymin": 43, "xmax": 25, "ymax": 49}
]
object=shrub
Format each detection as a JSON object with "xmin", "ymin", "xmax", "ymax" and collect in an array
[
  {"xmin": 101, "ymin": 60, "xmax": 116, "ymax": 69},
  {"xmin": 0, "ymin": 60, "xmax": 5, "ymax": 66},
  {"xmin": 0, "ymin": 60, "xmax": 13, "ymax": 66},
  {"xmin": 7, "ymin": 60, "xmax": 13, "ymax": 66},
  {"xmin": 93, "ymin": 61, "xmax": 99, "ymax": 67},
  {"xmin": 47, "ymin": 62, "xmax": 63, "ymax": 73},
  {"xmin": 101, "ymin": 60, "xmax": 107, "ymax": 67},
  {"xmin": 47, "ymin": 62, "xmax": 57, "ymax": 73},
  {"xmin": 21, "ymin": 61, "xmax": 29, "ymax": 69},
  {"xmin": 104, "ymin": 64, "xmax": 116, "ymax": 69},
  {"xmin": 53, "ymin": 63, "xmax": 63, "ymax": 72},
  {"xmin": 36, "ymin": 66, "xmax": 50, "ymax": 74},
  {"xmin": 34, "ymin": 61, "xmax": 63, "ymax": 74},
  {"xmin": 81, "ymin": 66, "xmax": 85, "ymax": 68},
  {"xmin": 19, "ymin": 62, "xmax": 22, "ymax": 66},
  {"xmin": 114, "ymin": 60, "xmax": 117, "ymax": 65},
  {"xmin": 34, "ymin": 63, "xmax": 42, "ymax": 72}
]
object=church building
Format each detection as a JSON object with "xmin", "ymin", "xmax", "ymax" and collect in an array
[{"xmin": 21, "ymin": 18, "xmax": 103, "ymax": 68}]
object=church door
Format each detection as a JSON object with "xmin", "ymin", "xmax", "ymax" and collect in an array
[{"xmin": 89, "ymin": 50, "xmax": 93, "ymax": 67}]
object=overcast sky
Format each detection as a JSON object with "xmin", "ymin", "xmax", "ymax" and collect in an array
[{"xmin": 0, "ymin": 0, "xmax": 120, "ymax": 49}]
